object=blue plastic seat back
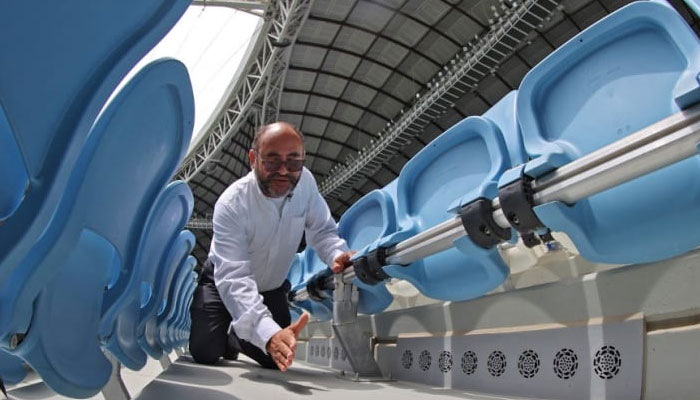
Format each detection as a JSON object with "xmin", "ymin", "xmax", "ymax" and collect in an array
[
  {"xmin": 2, "ymin": 59, "xmax": 194, "ymax": 397},
  {"xmin": 0, "ymin": 349, "xmax": 26, "ymax": 385},
  {"xmin": 156, "ymin": 256, "xmax": 196, "ymax": 353},
  {"xmin": 338, "ymin": 189, "xmax": 396, "ymax": 314},
  {"xmin": 14, "ymin": 229, "xmax": 116, "ymax": 397},
  {"xmin": 167, "ymin": 270, "xmax": 197, "ymax": 349},
  {"xmin": 0, "ymin": 104, "xmax": 27, "ymax": 222},
  {"xmin": 137, "ymin": 230, "xmax": 195, "ymax": 359},
  {"xmin": 380, "ymin": 111, "xmax": 513, "ymax": 301},
  {"xmin": 286, "ymin": 252, "xmax": 307, "ymax": 294},
  {"xmin": 482, "ymin": 91, "xmax": 527, "ymax": 167},
  {"xmin": 102, "ymin": 183, "xmax": 192, "ymax": 362},
  {"xmin": 179, "ymin": 274, "xmax": 198, "ymax": 346},
  {"xmin": 288, "ymin": 249, "xmax": 334, "ymax": 321},
  {"xmin": 516, "ymin": 0, "xmax": 700, "ymax": 264},
  {"xmin": 133, "ymin": 183, "xmax": 193, "ymax": 314},
  {"xmin": 0, "ymin": 0, "xmax": 190, "ymax": 288}
]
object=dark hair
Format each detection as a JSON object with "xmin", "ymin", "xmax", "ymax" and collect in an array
[{"xmin": 252, "ymin": 122, "xmax": 304, "ymax": 151}]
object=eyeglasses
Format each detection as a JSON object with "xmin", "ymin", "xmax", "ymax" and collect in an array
[{"xmin": 257, "ymin": 157, "xmax": 305, "ymax": 172}]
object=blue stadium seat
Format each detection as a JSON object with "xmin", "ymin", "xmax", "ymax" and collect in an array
[
  {"xmin": 372, "ymin": 112, "xmax": 514, "ymax": 301},
  {"xmin": 514, "ymin": 0, "xmax": 700, "ymax": 264},
  {"xmin": 100, "ymin": 181, "xmax": 194, "ymax": 369},
  {"xmin": 100, "ymin": 182, "xmax": 193, "ymax": 366},
  {"xmin": 137, "ymin": 230, "xmax": 196, "ymax": 359},
  {"xmin": 288, "ymin": 250, "xmax": 334, "ymax": 321},
  {"xmin": 338, "ymin": 189, "xmax": 396, "ymax": 314},
  {"xmin": 482, "ymin": 91, "xmax": 527, "ymax": 168},
  {"xmin": 168, "ymin": 270, "xmax": 197, "ymax": 349},
  {"xmin": 0, "ymin": 105, "xmax": 27, "ymax": 222},
  {"xmin": 0, "ymin": 0, "xmax": 190, "ymax": 308},
  {"xmin": 0, "ymin": 349, "xmax": 25, "ymax": 385},
  {"xmin": 156, "ymin": 256, "xmax": 196, "ymax": 353},
  {"xmin": 2, "ymin": 59, "xmax": 194, "ymax": 398}
]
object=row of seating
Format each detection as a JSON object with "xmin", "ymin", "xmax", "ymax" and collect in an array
[
  {"xmin": 0, "ymin": 1, "xmax": 198, "ymax": 398},
  {"xmin": 288, "ymin": 0, "xmax": 700, "ymax": 315}
]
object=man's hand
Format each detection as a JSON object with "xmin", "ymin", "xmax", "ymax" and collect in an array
[
  {"xmin": 331, "ymin": 250, "xmax": 356, "ymax": 273},
  {"xmin": 266, "ymin": 312, "xmax": 309, "ymax": 371}
]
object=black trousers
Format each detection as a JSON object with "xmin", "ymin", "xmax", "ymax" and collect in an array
[{"xmin": 189, "ymin": 260, "xmax": 291, "ymax": 368}]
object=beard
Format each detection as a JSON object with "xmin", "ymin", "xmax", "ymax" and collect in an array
[{"xmin": 256, "ymin": 168, "xmax": 300, "ymax": 198}]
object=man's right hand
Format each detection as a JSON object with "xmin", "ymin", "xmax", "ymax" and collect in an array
[{"xmin": 265, "ymin": 312, "xmax": 309, "ymax": 371}]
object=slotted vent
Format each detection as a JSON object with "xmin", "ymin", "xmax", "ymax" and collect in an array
[
  {"xmin": 593, "ymin": 345, "xmax": 622, "ymax": 380},
  {"xmin": 461, "ymin": 351, "xmax": 478, "ymax": 375},
  {"xmin": 554, "ymin": 348, "xmax": 579, "ymax": 380},
  {"xmin": 517, "ymin": 349, "xmax": 540, "ymax": 379},
  {"xmin": 487, "ymin": 351, "xmax": 507, "ymax": 377}
]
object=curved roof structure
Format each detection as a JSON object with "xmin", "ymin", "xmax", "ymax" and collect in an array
[{"xmin": 182, "ymin": 0, "xmax": 699, "ymax": 263}]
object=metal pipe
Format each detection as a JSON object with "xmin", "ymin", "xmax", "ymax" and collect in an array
[{"xmin": 291, "ymin": 107, "xmax": 700, "ymax": 303}]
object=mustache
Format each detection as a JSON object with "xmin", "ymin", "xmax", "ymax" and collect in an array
[{"xmin": 268, "ymin": 173, "xmax": 296, "ymax": 183}]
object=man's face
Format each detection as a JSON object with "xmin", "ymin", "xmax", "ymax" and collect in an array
[{"xmin": 249, "ymin": 124, "xmax": 305, "ymax": 198}]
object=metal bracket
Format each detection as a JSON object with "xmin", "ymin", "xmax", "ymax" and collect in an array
[
  {"xmin": 158, "ymin": 354, "xmax": 172, "ymax": 370},
  {"xmin": 499, "ymin": 176, "xmax": 546, "ymax": 248},
  {"xmin": 331, "ymin": 274, "xmax": 387, "ymax": 381},
  {"xmin": 306, "ymin": 269, "xmax": 333, "ymax": 301},
  {"xmin": 353, "ymin": 247, "xmax": 390, "ymax": 286},
  {"xmin": 459, "ymin": 198, "xmax": 511, "ymax": 248},
  {"xmin": 101, "ymin": 352, "xmax": 130, "ymax": 400}
]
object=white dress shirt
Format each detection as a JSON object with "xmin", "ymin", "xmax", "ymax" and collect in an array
[{"xmin": 210, "ymin": 167, "xmax": 348, "ymax": 352}]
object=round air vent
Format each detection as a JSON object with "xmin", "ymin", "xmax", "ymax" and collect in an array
[
  {"xmin": 461, "ymin": 351, "xmax": 478, "ymax": 375},
  {"xmin": 419, "ymin": 350, "xmax": 432, "ymax": 372},
  {"xmin": 439, "ymin": 351, "xmax": 453, "ymax": 373},
  {"xmin": 487, "ymin": 351, "xmax": 507, "ymax": 377},
  {"xmin": 593, "ymin": 345, "xmax": 622, "ymax": 379},
  {"xmin": 517, "ymin": 350, "xmax": 540, "ymax": 379},
  {"xmin": 402, "ymin": 350, "xmax": 413, "ymax": 370},
  {"xmin": 554, "ymin": 348, "xmax": 579, "ymax": 380}
]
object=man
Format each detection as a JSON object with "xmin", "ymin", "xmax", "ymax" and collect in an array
[{"xmin": 189, "ymin": 122, "xmax": 353, "ymax": 371}]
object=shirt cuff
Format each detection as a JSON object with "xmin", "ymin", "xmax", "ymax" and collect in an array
[{"xmin": 253, "ymin": 315, "xmax": 282, "ymax": 354}]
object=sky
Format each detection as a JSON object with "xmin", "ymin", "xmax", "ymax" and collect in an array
[{"xmin": 113, "ymin": 5, "xmax": 262, "ymax": 152}]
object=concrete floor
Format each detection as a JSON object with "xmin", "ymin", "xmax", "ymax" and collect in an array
[{"xmin": 5, "ymin": 354, "xmax": 530, "ymax": 400}]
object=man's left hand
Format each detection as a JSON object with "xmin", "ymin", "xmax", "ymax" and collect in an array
[{"xmin": 331, "ymin": 250, "xmax": 356, "ymax": 273}]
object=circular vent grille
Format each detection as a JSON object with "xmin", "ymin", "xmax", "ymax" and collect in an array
[
  {"xmin": 487, "ymin": 351, "xmax": 507, "ymax": 377},
  {"xmin": 594, "ymin": 345, "xmax": 622, "ymax": 379},
  {"xmin": 438, "ymin": 351, "xmax": 453, "ymax": 373},
  {"xmin": 517, "ymin": 350, "xmax": 540, "ymax": 379},
  {"xmin": 554, "ymin": 348, "xmax": 579, "ymax": 380},
  {"xmin": 402, "ymin": 350, "xmax": 413, "ymax": 370},
  {"xmin": 419, "ymin": 350, "xmax": 432, "ymax": 372},
  {"xmin": 461, "ymin": 351, "xmax": 478, "ymax": 375}
]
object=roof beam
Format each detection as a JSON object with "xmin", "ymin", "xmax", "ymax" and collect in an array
[
  {"xmin": 177, "ymin": 0, "xmax": 313, "ymax": 182},
  {"xmin": 319, "ymin": 0, "xmax": 562, "ymax": 200}
]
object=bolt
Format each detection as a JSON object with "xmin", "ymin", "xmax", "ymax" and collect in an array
[{"xmin": 9, "ymin": 333, "xmax": 25, "ymax": 350}]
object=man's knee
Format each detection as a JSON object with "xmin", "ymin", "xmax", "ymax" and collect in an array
[{"xmin": 189, "ymin": 338, "xmax": 222, "ymax": 365}]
